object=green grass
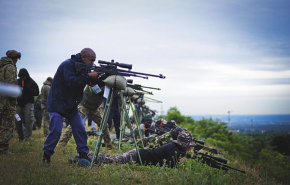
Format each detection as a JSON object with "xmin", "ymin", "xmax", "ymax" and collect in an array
[{"xmin": 0, "ymin": 129, "xmax": 281, "ymax": 185}]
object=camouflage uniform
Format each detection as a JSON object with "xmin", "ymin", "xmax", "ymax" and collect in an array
[
  {"xmin": 89, "ymin": 133, "xmax": 195, "ymax": 167},
  {"xmin": 0, "ymin": 57, "xmax": 17, "ymax": 154},
  {"xmin": 58, "ymin": 103, "xmax": 112, "ymax": 147},
  {"xmin": 41, "ymin": 78, "xmax": 52, "ymax": 137},
  {"xmin": 42, "ymin": 110, "xmax": 50, "ymax": 137},
  {"xmin": 89, "ymin": 149, "xmax": 137, "ymax": 164},
  {"xmin": 136, "ymin": 129, "xmax": 174, "ymax": 148}
]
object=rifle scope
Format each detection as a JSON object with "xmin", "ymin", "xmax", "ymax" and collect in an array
[
  {"xmin": 198, "ymin": 152, "xmax": 228, "ymax": 164},
  {"xmin": 193, "ymin": 138, "xmax": 205, "ymax": 146},
  {"xmin": 98, "ymin": 60, "xmax": 132, "ymax": 70}
]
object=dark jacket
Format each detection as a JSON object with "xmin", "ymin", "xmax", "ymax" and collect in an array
[
  {"xmin": 46, "ymin": 53, "xmax": 105, "ymax": 118},
  {"xmin": 17, "ymin": 68, "xmax": 39, "ymax": 107},
  {"xmin": 34, "ymin": 99, "xmax": 43, "ymax": 120},
  {"xmin": 138, "ymin": 142, "xmax": 184, "ymax": 168}
]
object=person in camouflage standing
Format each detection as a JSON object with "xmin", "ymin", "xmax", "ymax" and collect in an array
[
  {"xmin": 41, "ymin": 77, "xmax": 52, "ymax": 137},
  {"xmin": 58, "ymin": 85, "xmax": 113, "ymax": 149},
  {"xmin": 33, "ymin": 95, "xmax": 43, "ymax": 129},
  {"xmin": 0, "ymin": 50, "xmax": 21, "ymax": 155}
]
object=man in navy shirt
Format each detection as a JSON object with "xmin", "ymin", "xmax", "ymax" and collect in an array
[{"xmin": 43, "ymin": 48, "xmax": 105, "ymax": 165}]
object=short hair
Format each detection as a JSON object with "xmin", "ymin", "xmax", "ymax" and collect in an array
[{"xmin": 80, "ymin": 48, "xmax": 95, "ymax": 58}]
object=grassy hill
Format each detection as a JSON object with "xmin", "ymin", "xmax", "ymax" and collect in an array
[{"xmin": 0, "ymin": 128, "xmax": 282, "ymax": 185}]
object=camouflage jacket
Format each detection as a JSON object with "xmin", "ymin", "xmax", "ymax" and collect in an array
[
  {"xmin": 40, "ymin": 79, "xmax": 52, "ymax": 110},
  {"xmin": 137, "ymin": 129, "xmax": 174, "ymax": 148},
  {"xmin": 0, "ymin": 57, "xmax": 17, "ymax": 110}
]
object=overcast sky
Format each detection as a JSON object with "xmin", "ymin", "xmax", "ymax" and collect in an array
[{"xmin": 1, "ymin": 0, "xmax": 289, "ymax": 115}]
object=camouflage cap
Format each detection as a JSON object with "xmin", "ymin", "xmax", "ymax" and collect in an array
[
  {"xmin": 6, "ymin": 50, "xmax": 21, "ymax": 60},
  {"xmin": 172, "ymin": 127, "xmax": 184, "ymax": 140},
  {"xmin": 173, "ymin": 132, "xmax": 196, "ymax": 148}
]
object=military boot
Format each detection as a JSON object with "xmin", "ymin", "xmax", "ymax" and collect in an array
[
  {"xmin": 42, "ymin": 152, "xmax": 51, "ymax": 166},
  {"xmin": 106, "ymin": 143, "xmax": 114, "ymax": 150}
]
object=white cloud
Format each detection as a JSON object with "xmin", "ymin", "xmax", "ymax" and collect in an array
[{"xmin": 1, "ymin": 0, "xmax": 290, "ymax": 115}]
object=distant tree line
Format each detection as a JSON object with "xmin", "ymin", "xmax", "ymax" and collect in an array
[{"xmin": 157, "ymin": 106, "xmax": 290, "ymax": 184}]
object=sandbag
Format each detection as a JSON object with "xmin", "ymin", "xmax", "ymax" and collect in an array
[
  {"xmin": 131, "ymin": 95, "xmax": 139, "ymax": 101},
  {"xmin": 121, "ymin": 87, "xmax": 135, "ymax": 97},
  {"xmin": 137, "ymin": 98, "xmax": 145, "ymax": 105},
  {"xmin": 103, "ymin": 75, "xmax": 127, "ymax": 90}
]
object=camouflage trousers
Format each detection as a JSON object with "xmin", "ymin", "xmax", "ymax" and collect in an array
[
  {"xmin": 58, "ymin": 104, "xmax": 112, "ymax": 147},
  {"xmin": 42, "ymin": 110, "xmax": 50, "ymax": 137},
  {"xmin": 0, "ymin": 109, "xmax": 15, "ymax": 154},
  {"xmin": 89, "ymin": 149, "xmax": 137, "ymax": 164}
]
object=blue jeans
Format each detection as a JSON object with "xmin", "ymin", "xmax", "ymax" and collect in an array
[
  {"xmin": 43, "ymin": 111, "xmax": 89, "ymax": 156},
  {"xmin": 82, "ymin": 115, "xmax": 95, "ymax": 130}
]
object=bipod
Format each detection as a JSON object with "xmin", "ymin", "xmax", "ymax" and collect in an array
[
  {"xmin": 118, "ymin": 96, "xmax": 126, "ymax": 149},
  {"xmin": 129, "ymin": 99, "xmax": 145, "ymax": 148},
  {"xmin": 90, "ymin": 88, "xmax": 114, "ymax": 168},
  {"xmin": 118, "ymin": 94, "xmax": 130, "ymax": 149},
  {"xmin": 118, "ymin": 92, "xmax": 143, "ymax": 165},
  {"xmin": 118, "ymin": 93, "xmax": 143, "ymax": 149}
]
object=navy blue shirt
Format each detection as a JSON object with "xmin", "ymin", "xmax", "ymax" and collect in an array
[{"xmin": 47, "ymin": 54, "xmax": 104, "ymax": 118}]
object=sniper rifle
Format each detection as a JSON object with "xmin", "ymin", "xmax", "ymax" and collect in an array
[
  {"xmin": 127, "ymin": 83, "xmax": 161, "ymax": 91},
  {"xmin": 181, "ymin": 150, "xmax": 246, "ymax": 173},
  {"xmin": 75, "ymin": 59, "xmax": 165, "ymax": 79}
]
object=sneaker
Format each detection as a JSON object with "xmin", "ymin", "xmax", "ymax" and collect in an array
[{"xmin": 78, "ymin": 152, "xmax": 91, "ymax": 167}]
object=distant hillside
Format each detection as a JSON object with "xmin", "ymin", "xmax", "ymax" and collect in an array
[{"xmin": 190, "ymin": 114, "xmax": 290, "ymax": 131}]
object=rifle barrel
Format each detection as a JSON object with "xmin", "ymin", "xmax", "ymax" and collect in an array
[
  {"xmin": 219, "ymin": 164, "xmax": 246, "ymax": 173},
  {"xmin": 140, "ymin": 85, "xmax": 161, "ymax": 90},
  {"xmin": 117, "ymin": 68, "xmax": 165, "ymax": 79}
]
